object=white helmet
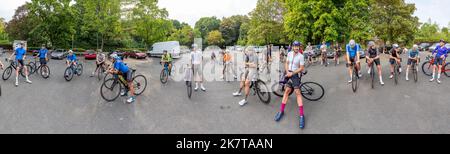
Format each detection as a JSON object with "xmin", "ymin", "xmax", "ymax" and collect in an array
[
  {"xmin": 349, "ymin": 40, "xmax": 356, "ymax": 47},
  {"xmin": 393, "ymin": 44, "xmax": 399, "ymax": 48},
  {"xmin": 68, "ymin": 50, "xmax": 73, "ymax": 53},
  {"xmin": 413, "ymin": 44, "xmax": 418, "ymax": 49}
]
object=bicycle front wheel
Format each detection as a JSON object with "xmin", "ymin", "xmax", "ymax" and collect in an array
[
  {"xmin": 76, "ymin": 64, "xmax": 83, "ymax": 76},
  {"xmin": 271, "ymin": 83, "xmax": 284, "ymax": 97},
  {"xmin": 40, "ymin": 65, "xmax": 50, "ymax": 79},
  {"xmin": 371, "ymin": 65, "xmax": 375, "ymax": 89},
  {"xmin": 132, "ymin": 75, "xmax": 147, "ymax": 95},
  {"xmin": 100, "ymin": 78, "xmax": 121, "ymax": 102},
  {"xmin": 352, "ymin": 67, "xmax": 358, "ymax": 93},
  {"xmin": 64, "ymin": 67, "xmax": 74, "ymax": 81},
  {"xmin": 255, "ymin": 80, "xmax": 271, "ymax": 104},
  {"xmin": 394, "ymin": 65, "xmax": 398, "ymax": 85},
  {"xmin": 444, "ymin": 63, "xmax": 450, "ymax": 77},
  {"xmin": 301, "ymin": 82, "xmax": 325, "ymax": 101},
  {"xmin": 2, "ymin": 67, "xmax": 12, "ymax": 80},
  {"xmin": 160, "ymin": 69, "xmax": 168, "ymax": 84},
  {"xmin": 187, "ymin": 81, "xmax": 192, "ymax": 98},
  {"xmin": 422, "ymin": 61, "xmax": 433, "ymax": 76}
]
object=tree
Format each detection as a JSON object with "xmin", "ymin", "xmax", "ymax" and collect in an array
[
  {"xmin": 168, "ymin": 25, "xmax": 196, "ymax": 46},
  {"xmin": 206, "ymin": 30, "xmax": 224, "ymax": 46},
  {"xmin": 5, "ymin": 3, "xmax": 39, "ymax": 45},
  {"xmin": 371, "ymin": 0, "xmax": 419, "ymax": 45},
  {"xmin": 247, "ymin": 0, "xmax": 285, "ymax": 45},
  {"xmin": 194, "ymin": 17, "xmax": 221, "ymax": 40},
  {"xmin": 219, "ymin": 15, "xmax": 249, "ymax": 46}
]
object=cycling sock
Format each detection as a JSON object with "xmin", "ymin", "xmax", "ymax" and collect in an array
[
  {"xmin": 432, "ymin": 73, "xmax": 435, "ymax": 79},
  {"xmin": 299, "ymin": 106, "xmax": 304, "ymax": 116},
  {"xmin": 438, "ymin": 74, "xmax": 440, "ymax": 79},
  {"xmin": 280, "ymin": 103, "xmax": 286, "ymax": 113}
]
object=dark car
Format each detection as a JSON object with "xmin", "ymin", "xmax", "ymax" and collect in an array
[
  {"xmin": 50, "ymin": 49, "xmax": 68, "ymax": 60},
  {"xmin": 418, "ymin": 43, "xmax": 431, "ymax": 51}
]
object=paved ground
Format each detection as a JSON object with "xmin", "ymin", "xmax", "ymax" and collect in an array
[{"xmin": 0, "ymin": 50, "xmax": 449, "ymax": 134}]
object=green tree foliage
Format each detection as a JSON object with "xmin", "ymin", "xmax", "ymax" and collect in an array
[
  {"xmin": 206, "ymin": 30, "xmax": 225, "ymax": 46},
  {"xmin": 219, "ymin": 15, "xmax": 249, "ymax": 46},
  {"xmin": 194, "ymin": 17, "xmax": 221, "ymax": 41},
  {"xmin": 5, "ymin": 3, "xmax": 43, "ymax": 46},
  {"xmin": 247, "ymin": 0, "xmax": 285, "ymax": 45},
  {"xmin": 168, "ymin": 25, "xmax": 196, "ymax": 46}
]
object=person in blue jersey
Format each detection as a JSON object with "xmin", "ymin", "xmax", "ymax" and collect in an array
[
  {"xmin": 345, "ymin": 40, "xmax": 361, "ymax": 83},
  {"xmin": 36, "ymin": 45, "xmax": 49, "ymax": 67},
  {"xmin": 8, "ymin": 43, "xmax": 32, "ymax": 86},
  {"xmin": 430, "ymin": 39, "xmax": 448, "ymax": 84},
  {"xmin": 405, "ymin": 45, "xmax": 420, "ymax": 81},
  {"xmin": 108, "ymin": 54, "xmax": 136, "ymax": 104}
]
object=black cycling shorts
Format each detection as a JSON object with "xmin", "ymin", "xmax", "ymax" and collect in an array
[
  {"xmin": 286, "ymin": 73, "xmax": 302, "ymax": 89},
  {"xmin": 40, "ymin": 58, "xmax": 47, "ymax": 65},
  {"xmin": 367, "ymin": 58, "xmax": 380, "ymax": 66},
  {"xmin": 17, "ymin": 59, "xmax": 24, "ymax": 67},
  {"xmin": 407, "ymin": 59, "xmax": 418, "ymax": 65}
]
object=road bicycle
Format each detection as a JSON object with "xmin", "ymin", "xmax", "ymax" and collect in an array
[
  {"xmin": 239, "ymin": 68, "xmax": 271, "ymax": 104},
  {"xmin": 271, "ymin": 70, "xmax": 325, "ymax": 101},
  {"xmin": 422, "ymin": 55, "xmax": 450, "ymax": 77},
  {"xmin": 2, "ymin": 58, "xmax": 31, "ymax": 80},
  {"xmin": 28, "ymin": 57, "xmax": 50, "ymax": 79},
  {"xmin": 100, "ymin": 68, "xmax": 147, "ymax": 102},
  {"xmin": 392, "ymin": 58, "xmax": 401, "ymax": 85},
  {"xmin": 367, "ymin": 59, "xmax": 376, "ymax": 89},
  {"xmin": 350, "ymin": 61, "xmax": 359, "ymax": 93},
  {"xmin": 64, "ymin": 61, "xmax": 83, "ymax": 81},
  {"xmin": 160, "ymin": 62, "xmax": 172, "ymax": 84},
  {"xmin": 184, "ymin": 64, "xmax": 193, "ymax": 98}
]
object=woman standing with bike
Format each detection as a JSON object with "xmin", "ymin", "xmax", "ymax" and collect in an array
[
  {"xmin": 366, "ymin": 41, "xmax": 385, "ymax": 85},
  {"xmin": 274, "ymin": 41, "xmax": 307, "ymax": 129},
  {"xmin": 429, "ymin": 39, "xmax": 448, "ymax": 84}
]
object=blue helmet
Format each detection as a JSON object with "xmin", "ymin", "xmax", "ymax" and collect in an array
[{"xmin": 293, "ymin": 41, "xmax": 302, "ymax": 46}]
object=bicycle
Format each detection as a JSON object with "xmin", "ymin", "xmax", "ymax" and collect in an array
[
  {"xmin": 2, "ymin": 58, "xmax": 31, "ymax": 80},
  {"xmin": 334, "ymin": 51, "xmax": 340, "ymax": 66},
  {"xmin": 96, "ymin": 63, "xmax": 109, "ymax": 81},
  {"xmin": 422, "ymin": 55, "xmax": 450, "ymax": 77},
  {"xmin": 392, "ymin": 58, "xmax": 401, "ymax": 85},
  {"xmin": 411, "ymin": 59, "xmax": 419, "ymax": 83},
  {"xmin": 350, "ymin": 61, "xmax": 359, "ymax": 93},
  {"xmin": 160, "ymin": 62, "xmax": 171, "ymax": 84},
  {"xmin": 321, "ymin": 52, "xmax": 328, "ymax": 67},
  {"xmin": 367, "ymin": 59, "xmax": 376, "ymax": 89},
  {"xmin": 28, "ymin": 57, "xmax": 50, "ymax": 79},
  {"xmin": 64, "ymin": 61, "xmax": 83, "ymax": 81},
  {"xmin": 184, "ymin": 64, "xmax": 193, "ymax": 98},
  {"xmin": 100, "ymin": 68, "xmax": 147, "ymax": 102},
  {"xmin": 271, "ymin": 70, "xmax": 325, "ymax": 101}
]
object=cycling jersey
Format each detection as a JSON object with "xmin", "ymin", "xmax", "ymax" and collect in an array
[
  {"xmin": 346, "ymin": 44, "xmax": 360, "ymax": 58},
  {"xmin": 408, "ymin": 49, "xmax": 419, "ymax": 58},
  {"xmin": 97, "ymin": 53, "xmax": 106, "ymax": 62},
  {"xmin": 38, "ymin": 49, "xmax": 48, "ymax": 59},
  {"xmin": 15, "ymin": 47, "xmax": 26, "ymax": 60},
  {"xmin": 367, "ymin": 48, "xmax": 378, "ymax": 58},
  {"xmin": 287, "ymin": 51, "xmax": 305, "ymax": 71},
  {"xmin": 432, "ymin": 45, "xmax": 448, "ymax": 58},
  {"xmin": 390, "ymin": 48, "xmax": 400, "ymax": 58},
  {"xmin": 114, "ymin": 60, "xmax": 129, "ymax": 73},
  {"xmin": 161, "ymin": 53, "xmax": 173, "ymax": 62},
  {"xmin": 67, "ymin": 54, "xmax": 77, "ymax": 62}
]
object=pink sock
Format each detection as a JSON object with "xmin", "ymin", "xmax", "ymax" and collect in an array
[
  {"xmin": 280, "ymin": 103, "xmax": 286, "ymax": 112},
  {"xmin": 299, "ymin": 106, "xmax": 304, "ymax": 116}
]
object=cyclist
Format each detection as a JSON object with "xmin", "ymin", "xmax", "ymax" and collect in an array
[
  {"xmin": 280, "ymin": 46, "xmax": 286, "ymax": 63},
  {"xmin": 65, "ymin": 50, "xmax": 78, "ymax": 76},
  {"xmin": 346, "ymin": 39, "xmax": 361, "ymax": 83},
  {"xmin": 161, "ymin": 50, "xmax": 173, "ymax": 76},
  {"xmin": 35, "ymin": 45, "xmax": 49, "ymax": 68},
  {"xmin": 191, "ymin": 44, "xmax": 206, "ymax": 91},
  {"xmin": 91, "ymin": 51, "xmax": 106, "ymax": 77},
  {"xmin": 389, "ymin": 44, "xmax": 402, "ymax": 79},
  {"xmin": 366, "ymin": 41, "xmax": 385, "ymax": 85},
  {"xmin": 430, "ymin": 39, "xmax": 448, "ymax": 83},
  {"xmin": 305, "ymin": 42, "xmax": 314, "ymax": 65},
  {"xmin": 108, "ymin": 54, "xmax": 136, "ymax": 104},
  {"xmin": 320, "ymin": 41, "xmax": 328, "ymax": 66},
  {"xmin": 334, "ymin": 43, "xmax": 341, "ymax": 65},
  {"xmin": 233, "ymin": 47, "xmax": 258, "ymax": 106},
  {"xmin": 8, "ymin": 43, "xmax": 32, "ymax": 86},
  {"xmin": 274, "ymin": 41, "xmax": 306, "ymax": 129},
  {"xmin": 405, "ymin": 45, "xmax": 420, "ymax": 81},
  {"xmin": 211, "ymin": 50, "xmax": 216, "ymax": 62},
  {"xmin": 222, "ymin": 50, "xmax": 232, "ymax": 79},
  {"xmin": 266, "ymin": 44, "xmax": 272, "ymax": 64}
]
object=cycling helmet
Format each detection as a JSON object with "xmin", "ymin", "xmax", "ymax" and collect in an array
[
  {"xmin": 110, "ymin": 53, "xmax": 119, "ymax": 60},
  {"xmin": 393, "ymin": 44, "xmax": 399, "ymax": 48},
  {"xmin": 368, "ymin": 41, "xmax": 375, "ymax": 47},
  {"xmin": 293, "ymin": 41, "xmax": 301, "ymax": 46},
  {"xmin": 413, "ymin": 44, "xmax": 418, "ymax": 49},
  {"xmin": 440, "ymin": 39, "xmax": 446, "ymax": 43},
  {"xmin": 68, "ymin": 50, "xmax": 73, "ymax": 53},
  {"xmin": 349, "ymin": 40, "xmax": 356, "ymax": 47}
]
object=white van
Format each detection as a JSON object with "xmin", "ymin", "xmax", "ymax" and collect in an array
[{"xmin": 147, "ymin": 41, "xmax": 181, "ymax": 58}]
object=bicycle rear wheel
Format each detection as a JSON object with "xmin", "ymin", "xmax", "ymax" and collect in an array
[
  {"xmin": 28, "ymin": 62, "xmax": 36, "ymax": 74},
  {"xmin": 444, "ymin": 63, "xmax": 450, "ymax": 77},
  {"xmin": 40, "ymin": 65, "xmax": 50, "ymax": 79},
  {"xmin": 132, "ymin": 75, "xmax": 147, "ymax": 95},
  {"xmin": 394, "ymin": 64, "xmax": 398, "ymax": 85},
  {"xmin": 100, "ymin": 78, "xmax": 121, "ymax": 102},
  {"xmin": 301, "ymin": 82, "xmax": 325, "ymax": 101},
  {"xmin": 2, "ymin": 67, "xmax": 12, "ymax": 80},
  {"xmin": 255, "ymin": 80, "xmax": 271, "ymax": 104},
  {"xmin": 20, "ymin": 65, "xmax": 32, "ymax": 78},
  {"xmin": 187, "ymin": 81, "xmax": 192, "ymax": 98},
  {"xmin": 352, "ymin": 67, "xmax": 358, "ymax": 93},
  {"xmin": 371, "ymin": 65, "xmax": 375, "ymax": 89},
  {"xmin": 422, "ymin": 61, "xmax": 433, "ymax": 76}
]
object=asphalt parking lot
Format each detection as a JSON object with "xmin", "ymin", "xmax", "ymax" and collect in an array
[{"xmin": 0, "ymin": 51, "xmax": 449, "ymax": 134}]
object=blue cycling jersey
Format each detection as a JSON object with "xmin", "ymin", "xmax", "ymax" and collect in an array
[
  {"xmin": 67, "ymin": 54, "xmax": 77, "ymax": 61},
  {"xmin": 15, "ymin": 48, "xmax": 26, "ymax": 60},
  {"xmin": 38, "ymin": 49, "xmax": 48, "ymax": 59},
  {"xmin": 432, "ymin": 45, "xmax": 448, "ymax": 58},
  {"xmin": 346, "ymin": 44, "xmax": 360, "ymax": 58},
  {"xmin": 408, "ymin": 49, "xmax": 419, "ymax": 58},
  {"xmin": 114, "ymin": 60, "xmax": 129, "ymax": 73}
]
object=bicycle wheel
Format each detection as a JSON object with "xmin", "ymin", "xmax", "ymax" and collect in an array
[
  {"xmin": 422, "ymin": 61, "xmax": 433, "ymax": 76},
  {"xmin": 255, "ymin": 80, "xmax": 271, "ymax": 104},
  {"xmin": 271, "ymin": 83, "xmax": 285, "ymax": 97},
  {"xmin": 301, "ymin": 82, "xmax": 325, "ymax": 101},
  {"xmin": 28, "ymin": 62, "xmax": 36, "ymax": 74},
  {"xmin": 104, "ymin": 73, "xmax": 113, "ymax": 81},
  {"xmin": 394, "ymin": 64, "xmax": 398, "ymax": 85},
  {"xmin": 97, "ymin": 67, "xmax": 104, "ymax": 81},
  {"xmin": 76, "ymin": 64, "xmax": 83, "ymax": 76},
  {"xmin": 40, "ymin": 65, "xmax": 50, "ymax": 79},
  {"xmin": 20, "ymin": 65, "xmax": 32, "ymax": 78},
  {"xmin": 64, "ymin": 67, "xmax": 74, "ymax": 81},
  {"xmin": 187, "ymin": 81, "xmax": 192, "ymax": 98},
  {"xmin": 413, "ymin": 65, "xmax": 418, "ymax": 82},
  {"xmin": 100, "ymin": 78, "xmax": 121, "ymax": 102},
  {"xmin": 2, "ymin": 67, "xmax": 12, "ymax": 80},
  {"xmin": 0, "ymin": 84, "xmax": 2, "ymax": 96},
  {"xmin": 160, "ymin": 69, "xmax": 168, "ymax": 84},
  {"xmin": 444, "ymin": 63, "xmax": 450, "ymax": 77},
  {"xmin": 371, "ymin": 65, "xmax": 375, "ymax": 89},
  {"xmin": 132, "ymin": 75, "xmax": 147, "ymax": 95},
  {"xmin": 352, "ymin": 67, "xmax": 358, "ymax": 93}
]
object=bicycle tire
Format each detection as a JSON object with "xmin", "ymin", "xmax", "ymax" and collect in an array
[
  {"xmin": 20, "ymin": 65, "xmax": 31, "ymax": 78},
  {"xmin": 28, "ymin": 62, "xmax": 36, "ymax": 74},
  {"xmin": 2, "ymin": 67, "xmax": 12, "ymax": 80},
  {"xmin": 301, "ymin": 82, "xmax": 325, "ymax": 101},
  {"xmin": 0, "ymin": 84, "xmax": 2, "ymax": 96},
  {"xmin": 40, "ymin": 65, "xmax": 50, "ymax": 79},
  {"xmin": 187, "ymin": 81, "xmax": 192, "ymax": 98},
  {"xmin": 97, "ymin": 67, "xmax": 104, "ymax": 81},
  {"xmin": 394, "ymin": 64, "xmax": 398, "ymax": 85},
  {"xmin": 352, "ymin": 66, "xmax": 358, "ymax": 93},
  {"xmin": 413, "ymin": 65, "xmax": 418, "ymax": 82},
  {"xmin": 100, "ymin": 78, "xmax": 121, "ymax": 102},
  {"xmin": 422, "ymin": 61, "xmax": 433, "ymax": 76},
  {"xmin": 160, "ymin": 69, "xmax": 168, "ymax": 84},
  {"xmin": 371, "ymin": 64, "xmax": 375, "ymax": 89},
  {"xmin": 76, "ymin": 64, "xmax": 83, "ymax": 76},
  {"xmin": 132, "ymin": 75, "xmax": 147, "ymax": 95},
  {"xmin": 64, "ymin": 67, "xmax": 74, "ymax": 81},
  {"xmin": 271, "ymin": 83, "xmax": 284, "ymax": 97},
  {"xmin": 255, "ymin": 80, "xmax": 271, "ymax": 104},
  {"xmin": 444, "ymin": 63, "xmax": 450, "ymax": 77}
]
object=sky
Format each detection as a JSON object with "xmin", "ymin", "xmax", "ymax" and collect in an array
[{"xmin": 0, "ymin": 0, "xmax": 449, "ymax": 28}]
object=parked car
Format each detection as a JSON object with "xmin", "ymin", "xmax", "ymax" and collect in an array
[
  {"xmin": 50, "ymin": 49, "xmax": 68, "ymax": 60},
  {"xmin": 418, "ymin": 43, "xmax": 431, "ymax": 51},
  {"xmin": 326, "ymin": 49, "xmax": 335, "ymax": 58},
  {"xmin": 148, "ymin": 41, "xmax": 181, "ymax": 58},
  {"xmin": 31, "ymin": 50, "xmax": 39, "ymax": 56},
  {"xmin": 359, "ymin": 49, "xmax": 366, "ymax": 59},
  {"xmin": 428, "ymin": 43, "xmax": 440, "ymax": 52},
  {"xmin": 446, "ymin": 43, "xmax": 450, "ymax": 49},
  {"xmin": 129, "ymin": 50, "xmax": 147, "ymax": 59},
  {"xmin": 83, "ymin": 50, "xmax": 97, "ymax": 60}
]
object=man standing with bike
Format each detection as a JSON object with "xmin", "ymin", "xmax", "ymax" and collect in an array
[
  {"xmin": 274, "ymin": 41, "xmax": 307, "ymax": 129},
  {"xmin": 109, "ymin": 54, "xmax": 136, "ymax": 104},
  {"xmin": 389, "ymin": 44, "xmax": 402, "ymax": 79},
  {"xmin": 430, "ymin": 39, "xmax": 448, "ymax": 84},
  {"xmin": 406, "ymin": 45, "xmax": 420, "ymax": 81},
  {"xmin": 36, "ymin": 46, "xmax": 48, "ymax": 67},
  {"xmin": 346, "ymin": 40, "xmax": 361, "ymax": 83},
  {"xmin": 8, "ymin": 43, "xmax": 32, "ymax": 86},
  {"xmin": 320, "ymin": 41, "xmax": 328, "ymax": 66},
  {"xmin": 191, "ymin": 44, "xmax": 206, "ymax": 91},
  {"xmin": 366, "ymin": 41, "xmax": 385, "ymax": 85},
  {"xmin": 334, "ymin": 43, "xmax": 341, "ymax": 65},
  {"xmin": 90, "ymin": 51, "xmax": 106, "ymax": 77},
  {"xmin": 233, "ymin": 47, "xmax": 258, "ymax": 106}
]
